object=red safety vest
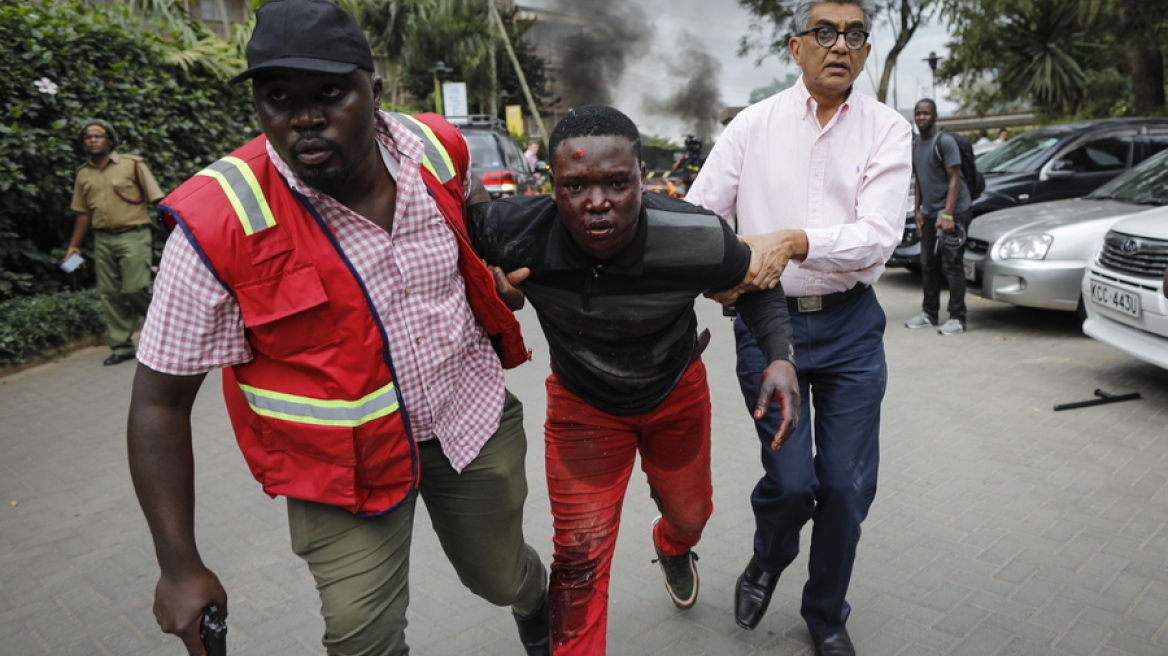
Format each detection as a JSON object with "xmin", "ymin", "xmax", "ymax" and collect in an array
[{"xmin": 160, "ymin": 113, "xmax": 529, "ymax": 515}]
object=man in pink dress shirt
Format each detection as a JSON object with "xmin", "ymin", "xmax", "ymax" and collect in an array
[{"xmin": 687, "ymin": 1, "xmax": 912, "ymax": 654}]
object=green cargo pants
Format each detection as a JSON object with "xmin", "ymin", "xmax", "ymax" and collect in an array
[
  {"xmin": 287, "ymin": 392, "xmax": 547, "ymax": 656},
  {"xmin": 94, "ymin": 227, "xmax": 153, "ymax": 356}
]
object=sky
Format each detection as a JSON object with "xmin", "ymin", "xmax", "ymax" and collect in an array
[{"xmin": 521, "ymin": 0, "xmax": 957, "ymax": 141}]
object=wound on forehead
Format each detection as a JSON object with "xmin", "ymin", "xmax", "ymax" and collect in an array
[{"xmin": 574, "ymin": 149, "xmax": 585, "ymax": 158}]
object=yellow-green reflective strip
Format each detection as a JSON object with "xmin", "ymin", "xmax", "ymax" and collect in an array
[
  {"xmin": 239, "ymin": 382, "xmax": 399, "ymax": 427},
  {"xmin": 392, "ymin": 113, "xmax": 457, "ymax": 184},
  {"xmin": 195, "ymin": 156, "xmax": 277, "ymax": 235}
]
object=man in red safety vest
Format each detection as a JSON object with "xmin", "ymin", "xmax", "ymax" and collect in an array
[{"xmin": 126, "ymin": 1, "xmax": 548, "ymax": 654}]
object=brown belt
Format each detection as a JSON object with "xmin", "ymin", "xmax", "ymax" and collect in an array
[
  {"xmin": 689, "ymin": 328, "xmax": 711, "ymax": 364},
  {"xmin": 96, "ymin": 224, "xmax": 148, "ymax": 235}
]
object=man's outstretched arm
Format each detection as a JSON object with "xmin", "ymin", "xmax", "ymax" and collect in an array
[{"xmin": 127, "ymin": 364, "xmax": 225, "ymax": 656}]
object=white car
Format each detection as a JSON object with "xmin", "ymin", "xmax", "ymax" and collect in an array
[{"xmin": 1081, "ymin": 206, "xmax": 1168, "ymax": 368}]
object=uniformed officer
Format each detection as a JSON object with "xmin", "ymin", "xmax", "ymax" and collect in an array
[{"xmin": 67, "ymin": 120, "xmax": 165, "ymax": 365}]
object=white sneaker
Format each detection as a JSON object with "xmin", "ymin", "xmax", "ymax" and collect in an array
[
  {"xmin": 938, "ymin": 319, "xmax": 965, "ymax": 335},
  {"xmin": 904, "ymin": 313, "xmax": 936, "ymax": 329}
]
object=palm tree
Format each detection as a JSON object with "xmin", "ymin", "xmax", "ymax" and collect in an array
[
  {"xmin": 121, "ymin": 0, "xmax": 246, "ymax": 78},
  {"xmin": 995, "ymin": 0, "xmax": 1094, "ymax": 115},
  {"xmin": 123, "ymin": 0, "xmax": 543, "ymax": 116}
]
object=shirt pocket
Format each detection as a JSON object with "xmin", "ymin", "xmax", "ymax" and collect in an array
[
  {"xmin": 112, "ymin": 178, "xmax": 145, "ymax": 204},
  {"xmin": 235, "ymin": 263, "xmax": 341, "ymax": 359}
]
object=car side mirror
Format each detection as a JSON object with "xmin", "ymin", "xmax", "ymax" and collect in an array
[
  {"xmin": 534, "ymin": 160, "xmax": 548, "ymax": 174},
  {"xmin": 1044, "ymin": 158, "xmax": 1076, "ymax": 179}
]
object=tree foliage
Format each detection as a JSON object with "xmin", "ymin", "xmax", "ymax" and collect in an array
[
  {"xmin": 0, "ymin": 1, "xmax": 254, "ymax": 299},
  {"xmin": 125, "ymin": 0, "xmax": 549, "ymax": 119},
  {"xmin": 361, "ymin": 0, "xmax": 547, "ymax": 118},
  {"xmin": 939, "ymin": 0, "xmax": 1166, "ymax": 118}
]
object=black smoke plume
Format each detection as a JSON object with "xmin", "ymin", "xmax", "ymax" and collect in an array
[
  {"xmin": 552, "ymin": 0, "xmax": 654, "ymax": 107},
  {"xmin": 643, "ymin": 31, "xmax": 724, "ymax": 140}
]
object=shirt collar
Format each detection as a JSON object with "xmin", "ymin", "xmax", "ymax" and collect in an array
[
  {"xmin": 83, "ymin": 151, "xmax": 120, "ymax": 170},
  {"xmin": 794, "ymin": 75, "xmax": 855, "ymax": 122}
]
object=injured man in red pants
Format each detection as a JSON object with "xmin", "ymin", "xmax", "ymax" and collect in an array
[{"xmin": 468, "ymin": 104, "xmax": 800, "ymax": 655}]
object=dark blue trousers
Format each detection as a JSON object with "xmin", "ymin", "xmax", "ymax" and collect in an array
[{"xmin": 733, "ymin": 287, "xmax": 886, "ymax": 637}]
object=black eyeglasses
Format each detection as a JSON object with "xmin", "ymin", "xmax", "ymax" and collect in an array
[{"xmin": 798, "ymin": 26, "xmax": 869, "ymax": 50}]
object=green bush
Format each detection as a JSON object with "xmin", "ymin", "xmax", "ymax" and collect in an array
[
  {"xmin": 0, "ymin": 289, "xmax": 105, "ymax": 368},
  {"xmin": 0, "ymin": 1, "xmax": 255, "ymax": 300}
]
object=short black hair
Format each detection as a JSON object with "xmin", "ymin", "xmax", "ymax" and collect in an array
[
  {"xmin": 915, "ymin": 98, "xmax": 937, "ymax": 113},
  {"xmin": 549, "ymin": 105, "xmax": 641, "ymax": 163}
]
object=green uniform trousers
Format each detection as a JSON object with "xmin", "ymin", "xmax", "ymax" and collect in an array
[
  {"xmin": 94, "ymin": 227, "xmax": 153, "ymax": 356},
  {"xmin": 287, "ymin": 392, "xmax": 547, "ymax": 656}
]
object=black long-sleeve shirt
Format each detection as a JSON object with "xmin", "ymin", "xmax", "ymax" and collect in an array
[{"xmin": 469, "ymin": 192, "xmax": 793, "ymax": 416}]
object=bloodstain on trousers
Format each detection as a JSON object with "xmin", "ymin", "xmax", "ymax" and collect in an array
[{"xmin": 544, "ymin": 359, "xmax": 714, "ymax": 655}]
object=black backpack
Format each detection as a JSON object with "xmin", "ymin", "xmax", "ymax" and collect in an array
[{"xmin": 934, "ymin": 130, "xmax": 985, "ymax": 201}]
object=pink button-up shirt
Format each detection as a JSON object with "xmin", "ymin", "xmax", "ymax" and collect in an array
[
  {"xmin": 139, "ymin": 111, "xmax": 506, "ymax": 471},
  {"xmin": 687, "ymin": 77, "xmax": 913, "ymax": 298}
]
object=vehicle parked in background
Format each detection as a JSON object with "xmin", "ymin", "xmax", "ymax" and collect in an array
[
  {"xmin": 973, "ymin": 117, "xmax": 1168, "ymax": 216},
  {"xmin": 886, "ymin": 185, "xmax": 921, "ymax": 271},
  {"xmin": 963, "ymin": 149, "xmax": 1168, "ymax": 317},
  {"xmin": 454, "ymin": 115, "xmax": 540, "ymax": 199},
  {"xmin": 1081, "ymin": 206, "xmax": 1168, "ymax": 368},
  {"xmin": 888, "ymin": 118, "xmax": 1168, "ymax": 273},
  {"xmin": 973, "ymin": 140, "xmax": 1001, "ymax": 158}
]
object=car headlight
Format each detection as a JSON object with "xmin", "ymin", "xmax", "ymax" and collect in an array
[{"xmin": 998, "ymin": 234, "xmax": 1053, "ymax": 260}]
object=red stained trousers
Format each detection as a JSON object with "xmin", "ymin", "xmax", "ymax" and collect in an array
[{"xmin": 545, "ymin": 359, "xmax": 714, "ymax": 655}]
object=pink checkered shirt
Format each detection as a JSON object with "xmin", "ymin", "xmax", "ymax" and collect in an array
[{"xmin": 139, "ymin": 111, "xmax": 507, "ymax": 471}]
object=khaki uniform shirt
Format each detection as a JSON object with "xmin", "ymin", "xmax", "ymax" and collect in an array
[{"xmin": 71, "ymin": 152, "xmax": 165, "ymax": 230}]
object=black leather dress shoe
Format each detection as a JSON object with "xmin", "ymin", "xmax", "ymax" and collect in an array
[
  {"xmin": 103, "ymin": 353, "xmax": 135, "ymax": 366},
  {"xmin": 512, "ymin": 598, "xmax": 549, "ymax": 656},
  {"xmin": 734, "ymin": 558, "xmax": 779, "ymax": 630},
  {"xmin": 812, "ymin": 627, "xmax": 855, "ymax": 656}
]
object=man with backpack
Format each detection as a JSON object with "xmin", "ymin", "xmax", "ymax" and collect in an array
[{"xmin": 904, "ymin": 98, "xmax": 973, "ymax": 335}]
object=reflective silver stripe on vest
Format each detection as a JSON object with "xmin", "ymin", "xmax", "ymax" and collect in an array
[
  {"xmin": 239, "ymin": 381, "xmax": 399, "ymax": 427},
  {"xmin": 391, "ymin": 113, "xmax": 457, "ymax": 184},
  {"xmin": 195, "ymin": 156, "xmax": 277, "ymax": 235}
]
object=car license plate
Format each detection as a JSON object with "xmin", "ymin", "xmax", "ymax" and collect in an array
[
  {"xmin": 1090, "ymin": 282, "xmax": 1141, "ymax": 318},
  {"xmin": 963, "ymin": 259, "xmax": 976, "ymax": 282}
]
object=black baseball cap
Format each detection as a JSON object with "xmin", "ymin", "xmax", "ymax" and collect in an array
[{"xmin": 230, "ymin": 0, "xmax": 375, "ymax": 84}]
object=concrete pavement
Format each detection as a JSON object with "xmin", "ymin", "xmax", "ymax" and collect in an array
[{"xmin": 2, "ymin": 268, "xmax": 1167, "ymax": 655}]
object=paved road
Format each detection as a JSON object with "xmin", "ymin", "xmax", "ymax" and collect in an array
[{"xmin": 2, "ymin": 269, "xmax": 1167, "ymax": 655}]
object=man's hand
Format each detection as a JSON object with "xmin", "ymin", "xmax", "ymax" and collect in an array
[
  {"xmin": 63, "ymin": 245, "xmax": 82, "ymax": 261},
  {"xmin": 489, "ymin": 264, "xmax": 530, "ymax": 310},
  {"xmin": 739, "ymin": 230, "xmax": 807, "ymax": 291},
  {"xmin": 753, "ymin": 360, "xmax": 800, "ymax": 450},
  {"xmin": 707, "ymin": 230, "xmax": 809, "ymax": 305},
  {"xmin": 913, "ymin": 210, "xmax": 924, "ymax": 238},
  {"xmin": 153, "ymin": 566, "xmax": 226, "ymax": 656},
  {"xmin": 938, "ymin": 216, "xmax": 956, "ymax": 234}
]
